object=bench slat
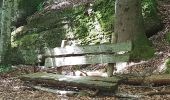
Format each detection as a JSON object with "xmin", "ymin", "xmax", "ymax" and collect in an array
[
  {"xmin": 45, "ymin": 54, "xmax": 130, "ymax": 67},
  {"xmin": 45, "ymin": 41, "xmax": 132, "ymax": 57}
]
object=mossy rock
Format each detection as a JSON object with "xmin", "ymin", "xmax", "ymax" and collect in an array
[{"xmin": 13, "ymin": 0, "xmax": 45, "ymax": 27}]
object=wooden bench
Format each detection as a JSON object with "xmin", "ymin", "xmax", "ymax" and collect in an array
[
  {"xmin": 44, "ymin": 41, "xmax": 132, "ymax": 76},
  {"xmin": 20, "ymin": 41, "xmax": 132, "ymax": 93}
]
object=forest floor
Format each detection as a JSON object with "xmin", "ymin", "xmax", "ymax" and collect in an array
[{"xmin": 0, "ymin": 0, "xmax": 170, "ymax": 100}]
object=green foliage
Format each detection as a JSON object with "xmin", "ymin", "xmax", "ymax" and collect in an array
[
  {"xmin": 166, "ymin": 32, "xmax": 170, "ymax": 43},
  {"xmin": 142, "ymin": 0, "xmax": 157, "ymax": 17},
  {"xmin": 17, "ymin": 34, "xmax": 40, "ymax": 49},
  {"xmin": 12, "ymin": 33, "xmax": 43, "ymax": 65},
  {"xmin": 11, "ymin": 47, "xmax": 25, "ymax": 65},
  {"xmin": 21, "ymin": 50, "xmax": 37, "ymax": 65},
  {"xmin": 72, "ymin": 0, "xmax": 161, "ymax": 45},
  {"xmin": 71, "ymin": 0, "xmax": 115, "ymax": 45},
  {"xmin": 165, "ymin": 59, "xmax": 170, "ymax": 74},
  {"xmin": 142, "ymin": 0, "xmax": 162, "ymax": 35},
  {"xmin": 0, "ymin": 64, "xmax": 12, "ymax": 73},
  {"xmin": 42, "ymin": 28, "xmax": 66, "ymax": 48},
  {"xmin": 18, "ymin": 0, "xmax": 45, "ymax": 15},
  {"xmin": 11, "ymin": 47, "xmax": 38, "ymax": 65},
  {"xmin": 93, "ymin": 0, "xmax": 115, "ymax": 32},
  {"xmin": 19, "ymin": 0, "xmax": 161, "ymax": 45},
  {"xmin": 37, "ymin": 1, "xmax": 45, "ymax": 11}
]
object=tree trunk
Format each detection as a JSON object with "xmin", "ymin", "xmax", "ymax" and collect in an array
[
  {"xmin": 0, "ymin": 0, "xmax": 12, "ymax": 64},
  {"xmin": 114, "ymin": 0, "xmax": 154, "ymax": 60}
]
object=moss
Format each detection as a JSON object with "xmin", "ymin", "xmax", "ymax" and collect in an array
[
  {"xmin": 11, "ymin": 47, "xmax": 25, "ymax": 65},
  {"xmin": 42, "ymin": 28, "xmax": 66, "ymax": 48},
  {"xmin": 131, "ymin": 34, "xmax": 155, "ymax": 60},
  {"xmin": 93, "ymin": 0, "xmax": 115, "ymax": 32},
  {"xmin": 166, "ymin": 32, "xmax": 170, "ymax": 43},
  {"xmin": 129, "ymin": 0, "xmax": 159, "ymax": 60},
  {"xmin": 165, "ymin": 59, "xmax": 170, "ymax": 74},
  {"xmin": 11, "ymin": 47, "xmax": 38, "ymax": 65},
  {"xmin": 27, "ymin": 10, "xmax": 74, "ymax": 29},
  {"xmin": 0, "ymin": 64, "xmax": 12, "ymax": 73},
  {"xmin": 131, "ymin": 45, "xmax": 155, "ymax": 60},
  {"xmin": 18, "ymin": 0, "xmax": 45, "ymax": 16},
  {"xmin": 16, "ymin": 34, "xmax": 40, "ymax": 49},
  {"xmin": 142, "ymin": 0, "xmax": 163, "ymax": 37}
]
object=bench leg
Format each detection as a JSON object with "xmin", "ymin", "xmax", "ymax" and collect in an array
[
  {"xmin": 107, "ymin": 63, "xmax": 116, "ymax": 77},
  {"xmin": 56, "ymin": 67, "xmax": 62, "ymax": 74}
]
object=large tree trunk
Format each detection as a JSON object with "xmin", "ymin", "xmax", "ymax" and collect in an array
[
  {"xmin": 114, "ymin": 0, "xmax": 154, "ymax": 60},
  {"xmin": 114, "ymin": 0, "xmax": 145, "ymax": 42},
  {"xmin": 0, "ymin": 0, "xmax": 12, "ymax": 64}
]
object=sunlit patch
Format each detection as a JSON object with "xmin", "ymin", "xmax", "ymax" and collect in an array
[
  {"xmin": 59, "ymin": 91, "xmax": 68, "ymax": 95},
  {"xmin": 115, "ymin": 62, "xmax": 128, "ymax": 73},
  {"xmin": 66, "ymin": 75, "xmax": 81, "ymax": 78},
  {"xmin": 155, "ymin": 59, "xmax": 167, "ymax": 73},
  {"xmin": 42, "ymin": 74, "xmax": 58, "ymax": 79},
  {"xmin": 117, "ymin": 51, "xmax": 126, "ymax": 54},
  {"xmin": 58, "ymin": 78, "xmax": 67, "ymax": 81},
  {"xmin": 58, "ymin": 76, "xmax": 81, "ymax": 81},
  {"xmin": 41, "ymin": 75, "xmax": 50, "ymax": 78}
]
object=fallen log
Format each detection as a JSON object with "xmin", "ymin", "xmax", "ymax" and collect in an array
[
  {"xmin": 20, "ymin": 72, "xmax": 124, "ymax": 92},
  {"xmin": 124, "ymin": 74, "xmax": 170, "ymax": 85}
]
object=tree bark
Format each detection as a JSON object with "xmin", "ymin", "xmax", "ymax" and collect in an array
[
  {"xmin": 115, "ymin": 0, "xmax": 145, "ymax": 42},
  {"xmin": 0, "ymin": 0, "xmax": 12, "ymax": 64},
  {"xmin": 114, "ymin": 0, "xmax": 154, "ymax": 60}
]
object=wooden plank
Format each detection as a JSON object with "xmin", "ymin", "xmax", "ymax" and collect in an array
[
  {"xmin": 45, "ymin": 54, "xmax": 130, "ymax": 67},
  {"xmin": 44, "ymin": 41, "xmax": 132, "ymax": 57},
  {"xmin": 20, "ymin": 72, "xmax": 124, "ymax": 91}
]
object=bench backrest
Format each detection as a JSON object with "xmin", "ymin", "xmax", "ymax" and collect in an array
[{"xmin": 44, "ymin": 41, "xmax": 132, "ymax": 67}]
